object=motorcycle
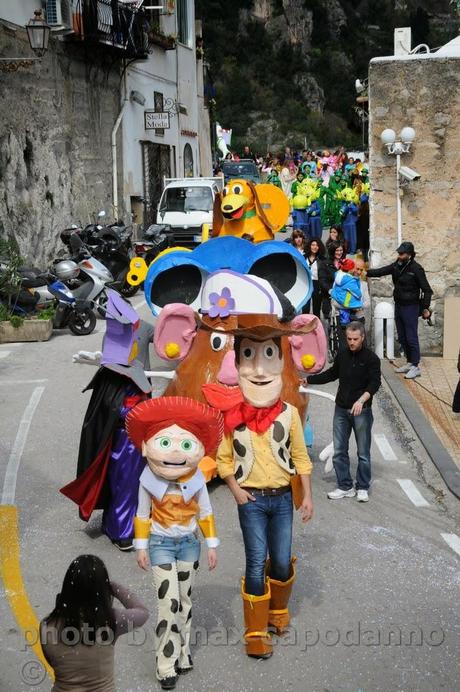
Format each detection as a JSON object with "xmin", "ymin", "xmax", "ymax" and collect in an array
[
  {"xmin": 0, "ymin": 264, "xmax": 96, "ymax": 336},
  {"xmin": 64, "ymin": 212, "xmax": 138, "ymax": 299},
  {"xmin": 130, "ymin": 224, "xmax": 173, "ymax": 291},
  {"xmin": 60, "ymin": 235, "xmax": 116, "ymax": 317},
  {"xmin": 133, "ymin": 223, "xmax": 172, "ymax": 265},
  {"xmin": 90, "ymin": 223, "xmax": 138, "ymax": 298},
  {"xmin": 48, "ymin": 278, "xmax": 96, "ymax": 336}
]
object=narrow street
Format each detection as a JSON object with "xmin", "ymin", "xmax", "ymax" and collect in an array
[{"xmin": 1, "ymin": 303, "xmax": 459, "ymax": 692}]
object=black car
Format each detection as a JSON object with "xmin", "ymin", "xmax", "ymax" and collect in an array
[{"xmin": 221, "ymin": 159, "xmax": 261, "ymax": 184}]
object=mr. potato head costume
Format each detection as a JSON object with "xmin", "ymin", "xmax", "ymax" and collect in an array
[
  {"xmin": 126, "ymin": 397, "xmax": 223, "ymax": 687},
  {"xmin": 190, "ymin": 271, "xmax": 316, "ymax": 660},
  {"xmin": 152, "ymin": 269, "xmax": 327, "ymax": 476}
]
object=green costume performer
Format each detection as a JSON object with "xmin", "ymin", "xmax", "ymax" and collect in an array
[
  {"xmin": 290, "ymin": 174, "xmax": 305, "ymax": 197},
  {"xmin": 267, "ymin": 171, "xmax": 282, "ymax": 188},
  {"xmin": 323, "ymin": 171, "xmax": 344, "ymax": 226}
]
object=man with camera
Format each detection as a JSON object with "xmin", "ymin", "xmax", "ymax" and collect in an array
[{"xmin": 367, "ymin": 241, "xmax": 433, "ymax": 379}]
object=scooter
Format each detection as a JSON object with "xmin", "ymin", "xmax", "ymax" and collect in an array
[
  {"xmin": 48, "ymin": 279, "xmax": 96, "ymax": 336},
  {"xmin": 0, "ymin": 265, "xmax": 96, "ymax": 336},
  {"xmin": 64, "ymin": 234, "xmax": 116, "ymax": 317},
  {"xmin": 90, "ymin": 223, "xmax": 138, "ymax": 298},
  {"xmin": 133, "ymin": 224, "xmax": 172, "ymax": 266}
]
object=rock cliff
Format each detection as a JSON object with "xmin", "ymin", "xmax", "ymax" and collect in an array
[{"xmin": 197, "ymin": 0, "xmax": 458, "ymax": 152}]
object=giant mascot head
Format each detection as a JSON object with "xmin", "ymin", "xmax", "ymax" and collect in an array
[{"xmin": 128, "ymin": 237, "xmax": 327, "ymax": 433}]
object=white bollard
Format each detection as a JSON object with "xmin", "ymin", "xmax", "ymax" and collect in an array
[
  {"xmin": 374, "ymin": 317, "xmax": 384, "ymax": 358},
  {"xmin": 373, "ymin": 301, "xmax": 395, "ymax": 360}
]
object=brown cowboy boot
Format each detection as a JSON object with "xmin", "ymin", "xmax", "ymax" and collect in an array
[
  {"xmin": 267, "ymin": 556, "xmax": 297, "ymax": 634},
  {"xmin": 241, "ymin": 577, "xmax": 273, "ymax": 659}
]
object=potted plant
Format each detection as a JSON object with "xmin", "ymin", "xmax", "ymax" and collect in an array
[
  {"xmin": 196, "ymin": 36, "xmax": 204, "ymax": 60},
  {"xmin": 0, "ymin": 238, "xmax": 53, "ymax": 343},
  {"xmin": 148, "ymin": 22, "xmax": 177, "ymax": 50}
]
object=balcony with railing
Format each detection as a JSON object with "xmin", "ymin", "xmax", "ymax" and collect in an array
[{"xmin": 77, "ymin": 0, "xmax": 149, "ymax": 59}]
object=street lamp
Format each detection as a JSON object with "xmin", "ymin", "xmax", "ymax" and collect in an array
[
  {"xmin": 354, "ymin": 77, "xmax": 369, "ymax": 150},
  {"xmin": 380, "ymin": 126, "xmax": 417, "ymax": 245},
  {"xmin": 0, "ymin": 10, "xmax": 51, "ymax": 72},
  {"xmin": 26, "ymin": 10, "xmax": 51, "ymax": 57}
]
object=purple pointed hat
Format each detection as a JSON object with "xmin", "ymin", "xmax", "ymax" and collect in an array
[{"xmin": 101, "ymin": 289, "xmax": 152, "ymax": 392}]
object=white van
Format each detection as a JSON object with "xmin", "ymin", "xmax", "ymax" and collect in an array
[{"xmin": 156, "ymin": 177, "xmax": 224, "ymax": 246}]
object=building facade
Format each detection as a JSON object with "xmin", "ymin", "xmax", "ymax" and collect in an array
[
  {"xmin": 0, "ymin": 0, "xmax": 212, "ymax": 264},
  {"xmin": 122, "ymin": 1, "xmax": 212, "ymax": 227},
  {"xmin": 368, "ymin": 38, "xmax": 460, "ymax": 355}
]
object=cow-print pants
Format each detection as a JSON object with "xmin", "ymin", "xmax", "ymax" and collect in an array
[{"xmin": 152, "ymin": 560, "xmax": 198, "ymax": 680}]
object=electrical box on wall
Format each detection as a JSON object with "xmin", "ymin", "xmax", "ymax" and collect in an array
[{"xmin": 394, "ymin": 27, "xmax": 411, "ymax": 56}]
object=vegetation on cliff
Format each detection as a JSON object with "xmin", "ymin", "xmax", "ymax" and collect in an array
[{"xmin": 197, "ymin": 0, "xmax": 458, "ymax": 153}]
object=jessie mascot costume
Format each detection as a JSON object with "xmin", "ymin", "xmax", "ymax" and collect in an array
[{"xmin": 126, "ymin": 397, "xmax": 224, "ymax": 690}]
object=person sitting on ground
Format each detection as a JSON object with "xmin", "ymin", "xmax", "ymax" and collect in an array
[{"xmin": 40, "ymin": 554, "xmax": 149, "ymax": 692}]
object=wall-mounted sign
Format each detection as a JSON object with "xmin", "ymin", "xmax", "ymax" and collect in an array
[
  {"xmin": 145, "ymin": 111, "xmax": 170, "ymax": 130},
  {"xmin": 181, "ymin": 129, "xmax": 198, "ymax": 138}
]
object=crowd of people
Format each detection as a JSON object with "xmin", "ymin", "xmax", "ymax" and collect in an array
[
  {"xmin": 32, "ymin": 142, "xmax": 439, "ymax": 692},
  {"xmin": 288, "ymin": 227, "xmax": 369, "ymax": 334},
  {"xmin": 215, "ymin": 145, "xmax": 370, "ymax": 259}
]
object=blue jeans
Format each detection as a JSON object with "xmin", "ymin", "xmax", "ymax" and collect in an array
[
  {"xmin": 237, "ymin": 491, "xmax": 293, "ymax": 596},
  {"xmin": 395, "ymin": 303, "xmax": 420, "ymax": 366},
  {"xmin": 148, "ymin": 533, "xmax": 201, "ymax": 567},
  {"xmin": 332, "ymin": 405, "xmax": 373, "ymax": 490}
]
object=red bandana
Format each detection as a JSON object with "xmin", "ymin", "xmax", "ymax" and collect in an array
[{"xmin": 202, "ymin": 383, "xmax": 283, "ymax": 435}]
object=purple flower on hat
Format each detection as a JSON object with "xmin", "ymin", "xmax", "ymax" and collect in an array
[{"xmin": 208, "ymin": 287, "xmax": 235, "ymax": 318}]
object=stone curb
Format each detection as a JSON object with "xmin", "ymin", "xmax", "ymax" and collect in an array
[{"xmin": 381, "ymin": 360, "xmax": 460, "ymax": 500}]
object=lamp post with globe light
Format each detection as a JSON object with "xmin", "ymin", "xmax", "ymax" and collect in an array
[{"xmin": 380, "ymin": 126, "xmax": 416, "ymax": 246}]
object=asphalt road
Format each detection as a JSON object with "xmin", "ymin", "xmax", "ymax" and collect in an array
[{"xmin": 0, "ymin": 300, "xmax": 459, "ymax": 692}]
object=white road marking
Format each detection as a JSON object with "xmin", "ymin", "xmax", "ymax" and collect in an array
[
  {"xmin": 134, "ymin": 298, "xmax": 146, "ymax": 310},
  {"xmin": 441, "ymin": 533, "xmax": 460, "ymax": 557},
  {"xmin": 0, "ymin": 351, "xmax": 11, "ymax": 359},
  {"xmin": 0, "ymin": 379, "xmax": 48, "ymax": 385},
  {"xmin": 0, "ymin": 342, "xmax": 22, "ymax": 347},
  {"xmin": 1, "ymin": 386, "xmax": 45, "ymax": 505},
  {"xmin": 373, "ymin": 433, "xmax": 398, "ymax": 462},
  {"xmin": 396, "ymin": 479, "xmax": 430, "ymax": 507}
]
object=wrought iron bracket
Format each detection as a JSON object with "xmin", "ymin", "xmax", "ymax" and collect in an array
[{"xmin": 0, "ymin": 57, "xmax": 40, "ymax": 72}]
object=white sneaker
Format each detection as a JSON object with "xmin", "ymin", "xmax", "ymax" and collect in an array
[
  {"xmin": 394, "ymin": 363, "xmax": 413, "ymax": 373},
  {"xmin": 327, "ymin": 488, "xmax": 356, "ymax": 499},
  {"xmin": 356, "ymin": 489, "xmax": 369, "ymax": 502},
  {"xmin": 405, "ymin": 366, "xmax": 421, "ymax": 379}
]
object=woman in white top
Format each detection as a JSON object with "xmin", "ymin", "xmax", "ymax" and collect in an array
[{"xmin": 303, "ymin": 237, "xmax": 326, "ymax": 317}]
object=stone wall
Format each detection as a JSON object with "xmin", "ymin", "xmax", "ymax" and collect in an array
[
  {"xmin": 368, "ymin": 55, "xmax": 460, "ymax": 355},
  {"xmin": 0, "ymin": 25, "xmax": 123, "ymax": 266}
]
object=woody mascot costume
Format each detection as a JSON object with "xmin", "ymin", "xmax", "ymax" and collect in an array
[
  {"xmin": 126, "ymin": 397, "xmax": 224, "ymax": 690},
  {"xmin": 200, "ymin": 270, "xmax": 314, "ymax": 660}
]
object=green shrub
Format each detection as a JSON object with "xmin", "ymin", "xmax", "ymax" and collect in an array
[
  {"xmin": 9, "ymin": 315, "xmax": 24, "ymax": 329},
  {"xmin": 37, "ymin": 306, "xmax": 56, "ymax": 321}
]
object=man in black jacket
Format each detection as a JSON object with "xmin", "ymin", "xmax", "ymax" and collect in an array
[
  {"xmin": 305, "ymin": 322, "xmax": 381, "ymax": 502},
  {"xmin": 367, "ymin": 242, "xmax": 432, "ymax": 379}
]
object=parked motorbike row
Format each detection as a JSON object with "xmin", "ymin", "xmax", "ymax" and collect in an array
[{"xmin": 0, "ymin": 214, "xmax": 173, "ymax": 337}]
